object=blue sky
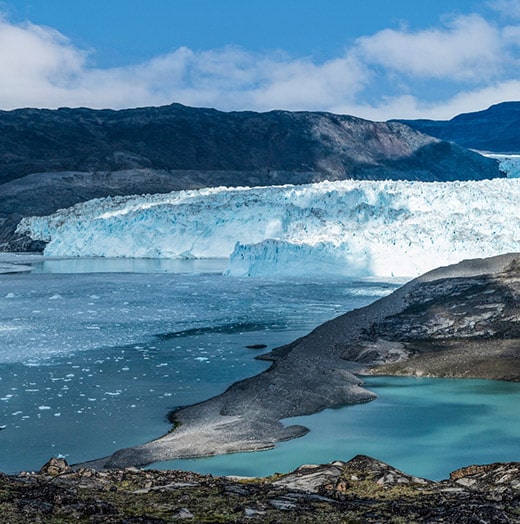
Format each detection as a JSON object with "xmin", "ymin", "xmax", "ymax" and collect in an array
[{"xmin": 0, "ymin": 0, "xmax": 519, "ymax": 119}]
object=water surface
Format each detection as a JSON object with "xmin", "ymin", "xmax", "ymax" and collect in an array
[
  {"xmin": 0, "ymin": 257, "xmax": 399, "ymax": 473},
  {"xmin": 157, "ymin": 376, "xmax": 520, "ymax": 480},
  {"xmin": 1, "ymin": 257, "xmax": 517, "ymax": 479}
]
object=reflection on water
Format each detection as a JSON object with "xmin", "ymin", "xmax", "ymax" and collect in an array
[
  {"xmin": 156, "ymin": 376, "xmax": 520, "ymax": 481},
  {"xmin": 30, "ymin": 257, "xmax": 229, "ymax": 274}
]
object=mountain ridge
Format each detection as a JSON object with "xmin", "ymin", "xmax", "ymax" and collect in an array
[
  {"xmin": 398, "ymin": 101, "xmax": 520, "ymax": 153},
  {"xmin": 0, "ymin": 103, "xmax": 499, "ymax": 182}
]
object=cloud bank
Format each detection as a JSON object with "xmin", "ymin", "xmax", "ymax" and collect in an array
[{"xmin": 1, "ymin": 8, "xmax": 520, "ymax": 120}]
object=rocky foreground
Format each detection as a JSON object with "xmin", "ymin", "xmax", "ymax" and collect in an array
[
  {"xmin": 2, "ymin": 455, "xmax": 518, "ymax": 523},
  {"xmin": 84, "ymin": 253, "xmax": 520, "ymax": 470}
]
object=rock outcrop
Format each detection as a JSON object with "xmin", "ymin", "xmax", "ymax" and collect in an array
[
  {"xmin": 81, "ymin": 253, "xmax": 520, "ymax": 470},
  {"xmin": 1, "ymin": 455, "xmax": 517, "ymax": 523},
  {"xmin": 0, "ymin": 104, "xmax": 501, "ymax": 249}
]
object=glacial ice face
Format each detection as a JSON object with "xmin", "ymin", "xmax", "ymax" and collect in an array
[{"xmin": 18, "ymin": 178, "xmax": 520, "ymax": 277}]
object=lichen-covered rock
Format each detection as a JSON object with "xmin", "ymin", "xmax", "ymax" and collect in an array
[
  {"xmin": 1, "ymin": 455, "xmax": 518, "ymax": 523},
  {"xmin": 39, "ymin": 457, "xmax": 72, "ymax": 476}
]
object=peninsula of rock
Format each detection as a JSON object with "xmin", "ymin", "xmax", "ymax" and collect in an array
[{"xmin": 82, "ymin": 253, "xmax": 520, "ymax": 470}]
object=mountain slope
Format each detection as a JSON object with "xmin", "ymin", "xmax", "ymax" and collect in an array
[
  {"xmin": 0, "ymin": 104, "xmax": 500, "ymax": 183},
  {"xmin": 398, "ymin": 101, "xmax": 520, "ymax": 153}
]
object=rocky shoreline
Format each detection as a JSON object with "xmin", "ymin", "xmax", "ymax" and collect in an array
[
  {"xmin": 81, "ymin": 253, "xmax": 520, "ymax": 470},
  {"xmin": 2, "ymin": 455, "xmax": 518, "ymax": 523}
]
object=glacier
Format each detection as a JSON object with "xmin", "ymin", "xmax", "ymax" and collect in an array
[
  {"xmin": 485, "ymin": 154, "xmax": 520, "ymax": 178},
  {"xmin": 18, "ymin": 177, "xmax": 520, "ymax": 278}
]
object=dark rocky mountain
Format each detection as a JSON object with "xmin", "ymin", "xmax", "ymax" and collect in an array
[
  {"xmin": 398, "ymin": 101, "xmax": 520, "ymax": 153},
  {"xmin": 0, "ymin": 103, "xmax": 501, "ymax": 184},
  {"xmin": 0, "ymin": 104, "xmax": 501, "ymax": 249}
]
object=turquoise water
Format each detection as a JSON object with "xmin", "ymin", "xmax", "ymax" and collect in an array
[
  {"xmin": 155, "ymin": 376, "xmax": 520, "ymax": 480},
  {"xmin": 1, "ymin": 257, "xmax": 518, "ymax": 479}
]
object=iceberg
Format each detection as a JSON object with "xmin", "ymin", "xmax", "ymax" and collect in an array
[{"xmin": 18, "ymin": 178, "xmax": 520, "ymax": 277}]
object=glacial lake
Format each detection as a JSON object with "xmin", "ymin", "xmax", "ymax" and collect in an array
[
  {"xmin": 0, "ymin": 256, "xmax": 518, "ymax": 479},
  {"xmin": 158, "ymin": 376, "xmax": 520, "ymax": 480}
]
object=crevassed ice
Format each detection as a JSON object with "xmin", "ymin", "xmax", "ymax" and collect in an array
[{"xmin": 17, "ymin": 178, "xmax": 520, "ymax": 277}]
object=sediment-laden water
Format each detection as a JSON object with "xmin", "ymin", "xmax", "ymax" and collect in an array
[
  {"xmin": 0, "ymin": 257, "xmax": 518, "ymax": 479},
  {"xmin": 0, "ymin": 257, "xmax": 399, "ymax": 473}
]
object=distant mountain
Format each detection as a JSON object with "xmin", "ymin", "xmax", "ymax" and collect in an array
[
  {"xmin": 0, "ymin": 104, "xmax": 501, "ymax": 250},
  {"xmin": 398, "ymin": 101, "xmax": 520, "ymax": 153}
]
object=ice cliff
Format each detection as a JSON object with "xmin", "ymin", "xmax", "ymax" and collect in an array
[{"xmin": 18, "ymin": 177, "xmax": 520, "ymax": 277}]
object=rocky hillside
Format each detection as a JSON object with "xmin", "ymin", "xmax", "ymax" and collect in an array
[
  {"xmin": 399, "ymin": 101, "xmax": 520, "ymax": 153},
  {"xmin": 0, "ymin": 104, "xmax": 501, "ymax": 184},
  {"xmin": 2, "ymin": 455, "xmax": 518, "ymax": 523},
  {"xmin": 0, "ymin": 104, "xmax": 502, "ymax": 250}
]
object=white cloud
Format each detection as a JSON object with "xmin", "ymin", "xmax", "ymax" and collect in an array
[
  {"xmin": 356, "ymin": 15, "xmax": 505, "ymax": 80},
  {"xmin": 336, "ymin": 80, "xmax": 520, "ymax": 121},
  {"xmin": 489, "ymin": 0, "xmax": 520, "ymax": 20},
  {"xmin": 0, "ymin": 11, "xmax": 519, "ymax": 121},
  {"xmin": 0, "ymin": 16, "xmax": 87, "ymax": 106},
  {"xmin": 0, "ymin": 16, "xmax": 369, "ymax": 112},
  {"xmin": 424, "ymin": 79, "xmax": 520, "ymax": 118}
]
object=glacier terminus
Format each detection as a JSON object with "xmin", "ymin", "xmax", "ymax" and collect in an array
[{"xmin": 17, "ymin": 174, "xmax": 520, "ymax": 278}]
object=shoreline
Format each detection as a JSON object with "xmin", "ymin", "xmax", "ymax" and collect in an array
[{"xmin": 79, "ymin": 253, "xmax": 520, "ymax": 470}]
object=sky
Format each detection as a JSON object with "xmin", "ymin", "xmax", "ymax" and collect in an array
[{"xmin": 0, "ymin": 0, "xmax": 519, "ymax": 120}]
